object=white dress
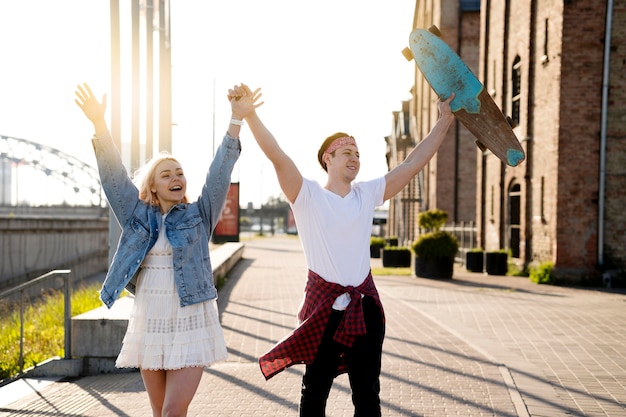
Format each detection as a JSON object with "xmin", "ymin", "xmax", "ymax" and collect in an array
[{"xmin": 116, "ymin": 216, "xmax": 228, "ymax": 370}]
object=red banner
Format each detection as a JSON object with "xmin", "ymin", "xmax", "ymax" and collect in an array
[{"xmin": 214, "ymin": 183, "xmax": 240, "ymax": 242}]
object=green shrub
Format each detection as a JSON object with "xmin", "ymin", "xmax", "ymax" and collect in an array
[
  {"xmin": 382, "ymin": 245, "xmax": 410, "ymax": 252},
  {"xmin": 411, "ymin": 231, "xmax": 459, "ymax": 260},
  {"xmin": 370, "ymin": 236, "xmax": 386, "ymax": 246},
  {"xmin": 418, "ymin": 209, "xmax": 448, "ymax": 232},
  {"xmin": 529, "ymin": 261, "xmax": 554, "ymax": 284},
  {"xmin": 508, "ymin": 263, "xmax": 529, "ymax": 277}
]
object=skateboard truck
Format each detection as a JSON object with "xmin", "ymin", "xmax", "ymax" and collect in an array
[
  {"xmin": 401, "ymin": 47, "xmax": 413, "ymax": 61},
  {"xmin": 475, "ymin": 141, "xmax": 487, "ymax": 152}
]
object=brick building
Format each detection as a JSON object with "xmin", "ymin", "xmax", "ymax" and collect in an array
[{"xmin": 386, "ymin": 0, "xmax": 625, "ymax": 283}]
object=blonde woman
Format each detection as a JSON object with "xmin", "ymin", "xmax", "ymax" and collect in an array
[{"xmin": 75, "ymin": 83, "xmax": 260, "ymax": 416}]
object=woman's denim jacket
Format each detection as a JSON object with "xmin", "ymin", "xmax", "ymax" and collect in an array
[{"xmin": 93, "ymin": 131, "xmax": 241, "ymax": 309}]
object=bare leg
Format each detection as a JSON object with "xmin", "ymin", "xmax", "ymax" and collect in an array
[
  {"xmin": 141, "ymin": 369, "xmax": 167, "ymax": 417},
  {"xmin": 162, "ymin": 367, "xmax": 204, "ymax": 417},
  {"xmin": 141, "ymin": 367, "xmax": 204, "ymax": 417}
]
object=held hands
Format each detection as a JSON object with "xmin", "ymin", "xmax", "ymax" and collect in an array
[
  {"xmin": 228, "ymin": 83, "xmax": 264, "ymax": 120},
  {"xmin": 75, "ymin": 83, "xmax": 108, "ymax": 134}
]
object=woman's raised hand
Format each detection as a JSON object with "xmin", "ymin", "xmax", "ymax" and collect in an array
[
  {"xmin": 229, "ymin": 83, "xmax": 264, "ymax": 120},
  {"xmin": 75, "ymin": 83, "xmax": 108, "ymax": 134}
]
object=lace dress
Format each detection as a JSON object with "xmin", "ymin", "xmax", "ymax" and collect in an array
[{"xmin": 116, "ymin": 216, "xmax": 228, "ymax": 370}]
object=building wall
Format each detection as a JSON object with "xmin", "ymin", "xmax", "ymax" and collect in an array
[
  {"xmin": 395, "ymin": 0, "xmax": 625, "ymax": 280},
  {"xmin": 456, "ymin": 12, "xmax": 481, "ymax": 223},
  {"xmin": 551, "ymin": 1, "xmax": 605, "ymax": 276},
  {"xmin": 386, "ymin": 105, "xmax": 418, "ymax": 246},
  {"xmin": 481, "ymin": 0, "xmax": 625, "ymax": 280},
  {"xmin": 525, "ymin": 1, "xmax": 564, "ymax": 266}
]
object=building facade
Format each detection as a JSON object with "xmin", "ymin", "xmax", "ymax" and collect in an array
[
  {"xmin": 387, "ymin": 0, "xmax": 625, "ymax": 283},
  {"xmin": 386, "ymin": 0, "xmax": 480, "ymax": 247}
]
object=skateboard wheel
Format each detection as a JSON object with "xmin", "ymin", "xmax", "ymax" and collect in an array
[
  {"xmin": 428, "ymin": 25, "xmax": 442, "ymax": 37},
  {"xmin": 401, "ymin": 47, "xmax": 414, "ymax": 61},
  {"xmin": 475, "ymin": 140, "xmax": 487, "ymax": 152},
  {"xmin": 505, "ymin": 115, "xmax": 516, "ymax": 128}
]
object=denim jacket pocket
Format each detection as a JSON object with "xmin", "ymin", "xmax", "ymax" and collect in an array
[
  {"xmin": 175, "ymin": 217, "xmax": 204, "ymax": 244},
  {"xmin": 123, "ymin": 217, "xmax": 151, "ymax": 251}
]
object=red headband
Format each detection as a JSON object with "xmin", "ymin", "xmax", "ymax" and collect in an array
[{"xmin": 324, "ymin": 136, "xmax": 357, "ymax": 156}]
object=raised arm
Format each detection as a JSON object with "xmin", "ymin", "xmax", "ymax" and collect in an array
[
  {"xmin": 383, "ymin": 94, "xmax": 456, "ymax": 201},
  {"xmin": 75, "ymin": 83, "xmax": 139, "ymax": 226},
  {"xmin": 230, "ymin": 84, "xmax": 303, "ymax": 204}
]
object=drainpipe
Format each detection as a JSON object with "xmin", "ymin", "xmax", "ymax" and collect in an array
[
  {"xmin": 598, "ymin": 0, "xmax": 613, "ymax": 267},
  {"xmin": 454, "ymin": 7, "xmax": 462, "ymax": 223}
]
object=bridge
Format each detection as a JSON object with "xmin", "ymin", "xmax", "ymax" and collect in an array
[
  {"xmin": 0, "ymin": 134, "xmax": 103, "ymax": 207},
  {"xmin": 0, "ymin": 135, "xmax": 109, "ymax": 292}
]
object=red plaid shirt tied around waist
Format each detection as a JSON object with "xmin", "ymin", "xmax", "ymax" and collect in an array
[{"xmin": 258, "ymin": 270, "xmax": 384, "ymax": 380}]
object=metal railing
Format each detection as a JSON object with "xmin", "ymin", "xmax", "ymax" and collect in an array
[
  {"xmin": 442, "ymin": 221, "xmax": 478, "ymax": 263},
  {"xmin": 0, "ymin": 269, "xmax": 72, "ymax": 378}
]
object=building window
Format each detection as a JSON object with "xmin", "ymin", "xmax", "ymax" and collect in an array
[
  {"xmin": 541, "ymin": 176, "xmax": 546, "ymax": 222},
  {"xmin": 511, "ymin": 56, "xmax": 521, "ymax": 127},
  {"xmin": 490, "ymin": 185, "xmax": 495, "ymax": 223},
  {"xmin": 460, "ymin": 0, "xmax": 480, "ymax": 11},
  {"xmin": 508, "ymin": 183, "xmax": 521, "ymax": 258},
  {"xmin": 489, "ymin": 60, "xmax": 497, "ymax": 97},
  {"xmin": 542, "ymin": 18, "xmax": 550, "ymax": 64}
]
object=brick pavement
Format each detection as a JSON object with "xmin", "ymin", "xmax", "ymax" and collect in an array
[{"xmin": 1, "ymin": 235, "xmax": 625, "ymax": 416}]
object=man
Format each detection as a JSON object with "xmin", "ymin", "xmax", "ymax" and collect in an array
[{"xmin": 230, "ymin": 84, "xmax": 455, "ymax": 416}]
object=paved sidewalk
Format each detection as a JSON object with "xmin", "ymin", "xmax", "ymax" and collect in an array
[{"xmin": 2, "ymin": 236, "xmax": 625, "ymax": 416}]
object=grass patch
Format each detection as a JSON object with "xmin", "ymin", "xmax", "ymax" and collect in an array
[
  {"xmin": 372, "ymin": 267, "xmax": 412, "ymax": 276},
  {"xmin": 0, "ymin": 282, "xmax": 107, "ymax": 381}
]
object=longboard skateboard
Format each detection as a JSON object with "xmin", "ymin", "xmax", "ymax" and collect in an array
[{"xmin": 402, "ymin": 26, "xmax": 525, "ymax": 167}]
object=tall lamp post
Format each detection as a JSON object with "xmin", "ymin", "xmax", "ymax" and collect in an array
[{"xmin": 108, "ymin": 0, "xmax": 172, "ymax": 264}]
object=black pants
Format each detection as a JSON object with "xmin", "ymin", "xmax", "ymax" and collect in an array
[{"xmin": 299, "ymin": 296, "xmax": 385, "ymax": 417}]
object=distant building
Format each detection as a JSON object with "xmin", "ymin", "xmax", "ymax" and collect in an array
[
  {"xmin": 386, "ymin": 0, "xmax": 625, "ymax": 283},
  {"xmin": 386, "ymin": 0, "xmax": 480, "ymax": 247},
  {"xmin": 0, "ymin": 159, "xmax": 11, "ymax": 205}
]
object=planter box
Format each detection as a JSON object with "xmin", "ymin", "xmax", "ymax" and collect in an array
[
  {"xmin": 466, "ymin": 251, "xmax": 484, "ymax": 273},
  {"xmin": 415, "ymin": 256, "xmax": 454, "ymax": 279},
  {"xmin": 370, "ymin": 244, "xmax": 384, "ymax": 258},
  {"xmin": 382, "ymin": 249, "xmax": 411, "ymax": 267},
  {"xmin": 485, "ymin": 252, "xmax": 508, "ymax": 275}
]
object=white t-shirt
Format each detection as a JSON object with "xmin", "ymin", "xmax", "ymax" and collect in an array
[{"xmin": 291, "ymin": 177, "xmax": 386, "ymax": 309}]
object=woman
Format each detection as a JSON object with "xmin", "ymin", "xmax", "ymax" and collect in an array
[{"xmin": 74, "ymin": 83, "xmax": 260, "ymax": 416}]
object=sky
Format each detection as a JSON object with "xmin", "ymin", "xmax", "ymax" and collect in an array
[{"xmin": 0, "ymin": 0, "xmax": 416, "ymax": 208}]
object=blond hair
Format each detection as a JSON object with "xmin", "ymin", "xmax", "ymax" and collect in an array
[{"xmin": 133, "ymin": 152, "xmax": 189, "ymax": 206}]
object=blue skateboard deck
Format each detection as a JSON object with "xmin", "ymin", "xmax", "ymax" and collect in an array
[{"xmin": 403, "ymin": 26, "xmax": 525, "ymax": 167}]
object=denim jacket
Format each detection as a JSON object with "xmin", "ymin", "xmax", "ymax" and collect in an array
[{"xmin": 92, "ymin": 131, "xmax": 241, "ymax": 309}]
